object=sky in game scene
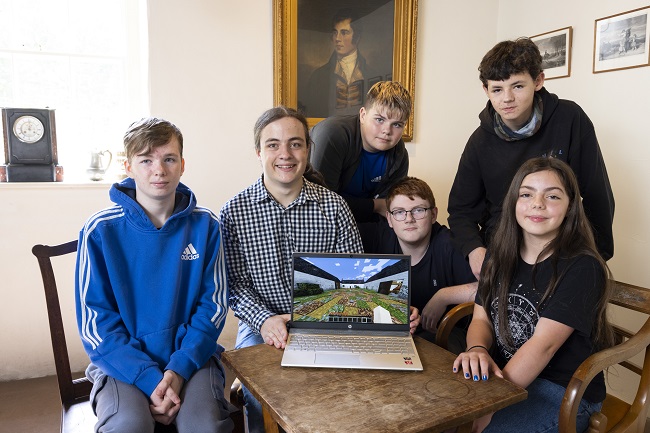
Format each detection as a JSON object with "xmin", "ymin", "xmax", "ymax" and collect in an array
[{"xmin": 303, "ymin": 257, "xmax": 400, "ymax": 281}]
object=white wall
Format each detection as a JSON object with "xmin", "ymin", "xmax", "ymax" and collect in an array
[
  {"xmin": 1, "ymin": 0, "xmax": 648, "ymax": 410},
  {"xmin": 408, "ymin": 1, "xmax": 498, "ymax": 222},
  {"xmin": 294, "ymin": 271, "xmax": 338, "ymax": 291},
  {"xmin": 0, "ymin": 184, "xmax": 111, "ymax": 377}
]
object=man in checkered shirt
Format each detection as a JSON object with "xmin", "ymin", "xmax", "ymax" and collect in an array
[{"xmin": 219, "ymin": 106, "xmax": 364, "ymax": 432}]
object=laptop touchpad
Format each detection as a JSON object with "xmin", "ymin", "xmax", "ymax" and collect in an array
[{"xmin": 315, "ymin": 353, "xmax": 361, "ymax": 366}]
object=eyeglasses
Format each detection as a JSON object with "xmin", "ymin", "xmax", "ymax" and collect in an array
[{"xmin": 388, "ymin": 207, "xmax": 431, "ymax": 221}]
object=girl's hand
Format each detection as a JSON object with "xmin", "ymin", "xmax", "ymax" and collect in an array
[
  {"xmin": 452, "ymin": 347, "xmax": 502, "ymax": 381},
  {"xmin": 472, "ymin": 412, "xmax": 494, "ymax": 433}
]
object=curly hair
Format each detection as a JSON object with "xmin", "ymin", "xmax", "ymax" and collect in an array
[{"xmin": 478, "ymin": 37, "xmax": 543, "ymax": 87}]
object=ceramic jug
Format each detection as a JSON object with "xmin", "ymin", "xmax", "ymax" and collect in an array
[{"xmin": 87, "ymin": 150, "xmax": 113, "ymax": 181}]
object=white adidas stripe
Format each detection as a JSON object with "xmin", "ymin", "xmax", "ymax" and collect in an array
[{"xmin": 79, "ymin": 206, "xmax": 124, "ymax": 350}]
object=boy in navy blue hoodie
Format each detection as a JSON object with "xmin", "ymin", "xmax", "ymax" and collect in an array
[{"xmin": 75, "ymin": 117, "xmax": 233, "ymax": 433}]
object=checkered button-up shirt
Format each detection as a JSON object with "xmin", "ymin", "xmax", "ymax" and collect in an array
[{"xmin": 220, "ymin": 177, "xmax": 363, "ymax": 333}]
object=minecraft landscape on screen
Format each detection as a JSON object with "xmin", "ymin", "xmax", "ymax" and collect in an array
[{"xmin": 292, "ymin": 256, "xmax": 410, "ymax": 324}]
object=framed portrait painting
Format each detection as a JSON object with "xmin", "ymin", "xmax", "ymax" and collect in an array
[
  {"xmin": 273, "ymin": 0, "xmax": 418, "ymax": 140},
  {"xmin": 593, "ymin": 6, "xmax": 650, "ymax": 73},
  {"xmin": 531, "ymin": 27, "xmax": 572, "ymax": 80}
]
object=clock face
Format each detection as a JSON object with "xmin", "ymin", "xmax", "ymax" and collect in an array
[{"xmin": 13, "ymin": 115, "xmax": 45, "ymax": 143}]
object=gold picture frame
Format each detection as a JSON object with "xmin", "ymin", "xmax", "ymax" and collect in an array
[{"xmin": 273, "ymin": 0, "xmax": 418, "ymax": 141}]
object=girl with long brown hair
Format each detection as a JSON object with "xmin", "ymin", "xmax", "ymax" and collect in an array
[{"xmin": 453, "ymin": 157, "xmax": 615, "ymax": 432}]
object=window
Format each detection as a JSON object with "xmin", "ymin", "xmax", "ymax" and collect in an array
[{"xmin": 0, "ymin": 0, "xmax": 148, "ymax": 182}]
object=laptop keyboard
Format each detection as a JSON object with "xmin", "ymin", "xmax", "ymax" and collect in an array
[{"xmin": 286, "ymin": 334, "xmax": 415, "ymax": 355}]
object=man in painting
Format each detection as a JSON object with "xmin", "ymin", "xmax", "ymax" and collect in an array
[{"xmin": 303, "ymin": 8, "xmax": 380, "ymax": 118}]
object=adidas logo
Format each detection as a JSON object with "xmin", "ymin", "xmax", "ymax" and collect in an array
[
  {"xmin": 181, "ymin": 243, "xmax": 200, "ymax": 261},
  {"xmin": 370, "ymin": 176, "xmax": 382, "ymax": 183}
]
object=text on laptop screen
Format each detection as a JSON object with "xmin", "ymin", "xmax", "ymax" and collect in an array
[{"xmin": 292, "ymin": 254, "xmax": 410, "ymax": 325}]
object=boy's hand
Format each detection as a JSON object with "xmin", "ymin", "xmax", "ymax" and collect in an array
[
  {"xmin": 468, "ymin": 247, "xmax": 486, "ymax": 280},
  {"xmin": 149, "ymin": 370, "xmax": 185, "ymax": 424},
  {"xmin": 373, "ymin": 198, "xmax": 388, "ymax": 216},
  {"xmin": 421, "ymin": 294, "xmax": 446, "ymax": 333},
  {"xmin": 409, "ymin": 306, "xmax": 420, "ymax": 334}
]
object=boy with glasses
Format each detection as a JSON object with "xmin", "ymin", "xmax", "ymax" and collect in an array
[{"xmin": 360, "ymin": 177, "xmax": 476, "ymax": 351}]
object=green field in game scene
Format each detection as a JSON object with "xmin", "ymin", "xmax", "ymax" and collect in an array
[{"xmin": 293, "ymin": 287, "xmax": 408, "ymax": 324}]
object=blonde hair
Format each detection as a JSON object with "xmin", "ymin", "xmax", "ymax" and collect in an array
[{"xmin": 364, "ymin": 81, "xmax": 412, "ymax": 122}]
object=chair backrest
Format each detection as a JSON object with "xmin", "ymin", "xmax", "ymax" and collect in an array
[
  {"xmin": 560, "ymin": 280, "xmax": 650, "ymax": 433},
  {"xmin": 32, "ymin": 240, "xmax": 92, "ymax": 407},
  {"xmin": 435, "ymin": 301, "xmax": 474, "ymax": 349}
]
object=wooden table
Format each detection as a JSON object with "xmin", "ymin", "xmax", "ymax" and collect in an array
[{"xmin": 222, "ymin": 337, "xmax": 526, "ymax": 433}]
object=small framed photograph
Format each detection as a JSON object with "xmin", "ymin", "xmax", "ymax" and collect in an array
[
  {"xmin": 593, "ymin": 6, "xmax": 650, "ymax": 73},
  {"xmin": 531, "ymin": 27, "xmax": 572, "ymax": 80}
]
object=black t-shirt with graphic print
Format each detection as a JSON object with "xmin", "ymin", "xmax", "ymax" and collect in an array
[{"xmin": 477, "ymin": 254, "xmax": 605, "ymax": 403}]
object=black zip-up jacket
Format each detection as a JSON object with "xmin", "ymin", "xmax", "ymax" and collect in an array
[{"xmin": 310, "ymin": 114, "xmax": 409, "ymax": 222}]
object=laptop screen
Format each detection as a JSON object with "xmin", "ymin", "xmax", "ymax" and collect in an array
[{"xmin": 290, "ymin": 252, "xmax": 411, "ymax": 332}]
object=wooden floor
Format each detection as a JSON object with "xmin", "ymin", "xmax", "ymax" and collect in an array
[{"xmin": 0, "ymin": 374, "xmax": 64, "ymax": 433}]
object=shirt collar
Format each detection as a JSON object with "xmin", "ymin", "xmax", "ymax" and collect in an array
[
  {"xmin": 339, "ymin": 50, "xmax": 358, "ymax": 66},
  {"xmin": 249, "ymin": 175, "xmax": 320, "ymax": 207}
]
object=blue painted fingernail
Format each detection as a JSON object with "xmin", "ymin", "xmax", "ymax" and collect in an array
[
  {"xmin": 453, "ymin": 367, "xmax": 457, "ymax": 372},
  {"xmin": 482, "ymin": 375, "xmax": 488, "ymax": 381},
  {"xmin": 473, "ymin": 375, "xmax": 479, "ymax": 381},
  {"xmin": 464, "ymin": 372, "xmax": 470, "ymax": 378}
]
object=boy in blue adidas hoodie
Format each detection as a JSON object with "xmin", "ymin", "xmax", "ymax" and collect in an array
[{"xmin": 75, "ymin": 117, "xmax": 233, "ymax": 433}]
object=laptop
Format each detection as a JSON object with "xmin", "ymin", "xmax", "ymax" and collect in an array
[{"xmin": 281, "ymin": 252, "xmax": 423, "ymax": 371}]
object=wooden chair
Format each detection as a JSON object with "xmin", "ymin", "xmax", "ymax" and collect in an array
[
  {"xmin": 560, "ymin": 281, "xmax": 650, "ymax": 433},
  {"xmin": 435, "ymin": 281, "xmax": 650, "ymax": 433},
  {"xmin": 33, "ymin": 240, "xmax": 244, "ymax": 433},
  {"xmin": 435, "ymin": 302, "xmax": 475, "ymax": 351},
  {"xmin": 33, "ymin": 240, "xmax": 94, "ymax": 433}
]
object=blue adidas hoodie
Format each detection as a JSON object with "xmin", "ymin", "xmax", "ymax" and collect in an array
[{"xmin": 75, "ymin": 178, "xmax": 228, "ymax": 397}]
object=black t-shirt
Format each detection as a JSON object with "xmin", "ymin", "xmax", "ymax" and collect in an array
[
  {"xmin": 359, "ymin": 219, "xmax": 476, "ymax": 313},
  {"xmin": 477, "ymin": 254, "xmax": 605, "ymax": 403}
]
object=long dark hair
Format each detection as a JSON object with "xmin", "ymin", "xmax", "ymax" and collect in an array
[{"xmin": 478, "ymin": 157, "xmax": 615, "ymax": 351}]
